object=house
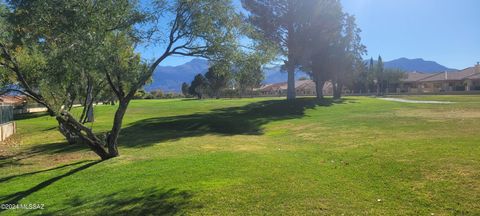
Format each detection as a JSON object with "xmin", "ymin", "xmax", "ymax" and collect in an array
[
  {"xmin": 0, "ymin": 97, "xmax": 18, "ymax": 141},
  {"xmin": 256, "ymin": 80, "xmax": 333, "ymax": 96},
  {"xmin": 0, "ymin": 95, "xmax": 27, "ymax": 106},
  {"xmin": 0, "ymin": 95, "xmax": 28, "ymax": 114},
  {"xmin": 400, "ymin": 63, "xmax": 480, "ymax": 93}
]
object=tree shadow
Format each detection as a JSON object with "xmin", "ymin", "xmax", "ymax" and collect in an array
[
  {"xmin": 0, "ymin": 160, "xmax": 92, "ymax": 183},
  {"xmin": 2, "ymin": 98, "xmax": 351, "ymax": 163},
  {"xmin": 0, "ymin": 161, "xmax": 101, "ymax": 213},
  {"xmin": 120, "ymin": 98, "xmax": 348, "ymax": 148},
  {"xmin": 42, "ymin": 188, "xmax": 199, "ymax": 215},
  {"xmin": 14, "ymin": 112, "xmax": 50, "ymax": 120},
  {"xmin": 0, "ymin": 142, "xmax": 88, "ymax": 168}
]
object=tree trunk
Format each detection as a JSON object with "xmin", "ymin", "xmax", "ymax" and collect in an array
[
  {"xmin": 286, "ymin": 17, "xmax": 296, "ymax": 101},
  {"xmin": 333, "ymin": 82, "xmax": 342, "ymax": 100},
  {"xmin": 315, "ymin": 79, "xmax": 325, "ymax": 101},
  {"xmin": 106, "ymin": 100, "xmax": 129, "ymax": 157},
  {"xmin": 56, "ymin": 112, "xmax": 113, "ymax": 160},
  {"xmin": 58, "ymin": 121, "xmax": 79, "ymax": 145},
  {"xmin": 85, "ymin": 84, "xmax": 94, "ymax": 123},
  {"xmin": 286, "ymin": 63, "xmax": 296, "ymax": 100}
]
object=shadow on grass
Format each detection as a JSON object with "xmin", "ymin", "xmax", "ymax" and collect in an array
[
  {"xmin": 0, "ymin": 142, "xmax": 87, "ymax": 168},
  {"xmin": 2, "ymin": 98, "xmax": 350, "ymax": 164},
  {"xmin": 0, "ymin": 160, "xmax": 92, "ymax": 183},
  {"xmin": 43, "ymin": 188, "xmax": 199, "ymax": 215},
  {"xmin": 120, "ymin": 98, "xmax": 349, "ymax": 148},
  {"xmin": 13, "ymin": 112, "xmax": 50, "ymax": 120},
  {"xmin": 0, "ymin": 160, "xmax": 101, "ymax": 213}
]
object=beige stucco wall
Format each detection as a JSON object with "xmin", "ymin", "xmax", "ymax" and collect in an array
[{"xmin": 0, "ymin": 121, "xmax": 16, "ymax": 141}]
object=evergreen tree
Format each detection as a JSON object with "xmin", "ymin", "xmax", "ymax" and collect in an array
[
  {"xmin": 205, "ymin": 65, "xmax": 229, "ymax": 99},
  {"xmin": 189, "ymin": 74, "xmax": 208, "ymax": 99},
  {"xmin": 181, "ymin": 82, "xmax": 190, "ymax": 97},
  {"xmin": 376, "ymin": 56, "xmax": 384, "ymax": 95},
  {"xmin": 368, "ymin": 58, "xmax": 375, "ymax": 93},
  {"xmin": 242, "ymin": 0, "xmax": 306, "ymax": 100}
]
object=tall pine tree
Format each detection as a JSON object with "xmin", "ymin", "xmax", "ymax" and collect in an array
[{"xmin": 242, "ymin": 0, "xmax": 305, "ymax": 100}]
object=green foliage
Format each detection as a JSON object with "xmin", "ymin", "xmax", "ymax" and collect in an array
[
  {"xmin": 181, "ymin": 82, "xmax": 190, "ymax": 97},
  {"xmin": 235, "ymin": 53, "xmax": 264, "ymax": 93},
  {"xmin": 134, "ymin": 90, "xmax": 147, "ymax": 99},
  {"xmin": 189, "ymin": 74, "xmax": 209, "ymax": 99},
  {"xmin": 242, "ymin": 0, "xmax": 305, "ymax": 99},
  {"xmin": 294, "ymin": 0, "xmax": 366, "ymax": 98},
  {"xmin": 150, "ymin": 89, "xmax": 164, "ymax": 98},
  {"xmin": 205, "ymin": 64, "xmax": 229, "ymax": 98}
]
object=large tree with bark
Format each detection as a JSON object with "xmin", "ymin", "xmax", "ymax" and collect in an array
[
  {"xmin": 241, "ymin": 0, "xmax": 306, "ymax": 100},
  {"xmin": 297, "ymin": 0, "xmax": 365, "ymax": 100},
  {"xmin": 296, "ymin": 0, "xmax": 344, "ymax": 100},
  {"xmin": 0, "ymin": 0, "xmax": 245, "ymax": 160}
]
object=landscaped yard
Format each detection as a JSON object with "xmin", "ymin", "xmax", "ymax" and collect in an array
[{"xmin": 1, "ymin": 96, "xmax": 479, "ymax": 215}]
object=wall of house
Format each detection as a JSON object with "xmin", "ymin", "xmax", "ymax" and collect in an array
[{"xmin": 0, "ymin": 121, "xmax": 16, "ymax": 141}]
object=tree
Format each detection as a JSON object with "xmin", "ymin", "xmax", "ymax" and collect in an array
[
  {"xmin": 383, "ymin": 68, "xmax": 406, "ymax": 93},
  {"xmin": 332, "ymin": 15, "xmax": 366, "ymax": 99},
  {"xmin": 368, "ymin": 58, "xmax": 375, "ymax": 93},
  {"xmin": 375, "ymin": 56, "xmax": 384, "ymax": 95},
  {"xmin": 205, "ymin": 65, "xmax": 228, "ymax": 99},
  {"xmin": 297, "ymin": 0, "xmax": 345, "ymax": 100},
  {"xmin": 242, "ymin": 0, "xmax": 306, "ymax": 100},
  {"xmin": 189, "ymin": 74, "xmax": 208, "ymax": 99},
  {"xmin": 351, "ymin": 61, "xmax": 369, "ymax": 94},
  {"xmin": 181, "ymin": 82, "xmax": 190, "ymax": 97},
  {"xmin": 236, "ymin": 53, "xmax": 264, "ymax": 96},
  {"xmin": 297, "ymin": 1, "xmax": 365, "ymax": 100},
  {"xmin": 150, "ymin": 89, "xmax": 164, "ymax": 99},
  {"xmin": 0, "ymin": 0, "xmax": 246, "ymax": 160}
]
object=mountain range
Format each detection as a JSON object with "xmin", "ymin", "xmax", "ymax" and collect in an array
[
  {"xmin": 145, "ymin": 57, "xmax": 457, "ymax": 92},
  {"xmin": 381, "ymin": 57, "xmax": 456, "ymax": 73}
]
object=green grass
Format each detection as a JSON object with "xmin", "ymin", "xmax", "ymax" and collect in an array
[{"xmin": 1, "ymin": 96, "xmax": 480, "ymax": 215}]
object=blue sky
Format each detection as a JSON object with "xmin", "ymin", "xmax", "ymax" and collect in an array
[
  {"xmin": 142, "ymin": 0, "xmax": 480, "ymax": 69},
  {"xmin": 343, "ymin": 0, "xmax": 480, "ymax": 69}
]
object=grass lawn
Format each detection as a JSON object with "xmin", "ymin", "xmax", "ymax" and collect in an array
[{"xmin": 1, "ymin": 96, "xmax": 479, "ymax": 215}]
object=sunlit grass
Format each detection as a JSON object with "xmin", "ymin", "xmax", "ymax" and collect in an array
[{"xmin": 1, "ymin": 96, "xmax": 479, "ymax": 215}]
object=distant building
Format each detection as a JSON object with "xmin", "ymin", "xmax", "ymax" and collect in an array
[
  {"xmin": 400, "ymin": 63, "xmax": 480, "ymax": 93},
  {"xmin": 0, "ymin": 95, "xmax": 27, "ymax": 106},
  {"xmin": 0, "ymin": 99, "xmax": 17, "ymax": 141},
  {"xmin": 256, "ymin": 80, "xmax": 333, "ymax": 96},
  {"xmin": 0, "ymin": 95, "xmax": 47, "ymax": 114}
]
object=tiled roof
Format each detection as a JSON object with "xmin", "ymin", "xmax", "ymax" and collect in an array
[
  {"xmin": 420, "ymin": 67, "xmax": 477, "ymax": 82},
  {"xmin": 403, "ymin": 72, "xmax": 437, "ymax": 82},
  {"xmin": 0, "ymin": 95, "xmax": 27, "ymax": 106},
  {"xmin": 465, "ymin": 73, "xmax": 480, "ymax": 80},
  {"xmin": 403, "ymin": 66, "xmax": 480, "ymax": 82}
]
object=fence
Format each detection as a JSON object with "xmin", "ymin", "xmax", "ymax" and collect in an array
[
  {"xmin": 0, "ymin": 105, "xmax": 14, "ymax": 124},
  {"xmin": 0, "ymin": 105, "xmax": 15, "ymax": 141}
]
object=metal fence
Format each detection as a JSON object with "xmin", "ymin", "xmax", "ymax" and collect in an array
[{"xmin": 0, "ymin": 105, "xmax": 14, "ymax": 124}]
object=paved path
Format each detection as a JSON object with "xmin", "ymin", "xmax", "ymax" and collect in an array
[{"xmin": 379, "ymin": 98, "xmax": 455, "ymax": 104}]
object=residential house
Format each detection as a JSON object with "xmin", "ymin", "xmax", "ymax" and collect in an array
[
  {"xmin": 257, "ymin": 80, "xmax": 333, "ymax": 96},
  {"xmin": 400, "ymin": 63, "xmax": 480, "ymax": 93}
]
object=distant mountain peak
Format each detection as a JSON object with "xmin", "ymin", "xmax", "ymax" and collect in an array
[
  {"xmin": 186, "ymin": 58, "xmax": 208, "ymax": 65},
  {"xmin": 144, "ymin": 58, "xmax": 209, "ymax": 92},
  {"xmin": 144, "ymin": 57, "xmax": 457, "ymax": 92},
  {"xmin": 383, "ymin": 57, "xmax": 456, "ymax": 73}
]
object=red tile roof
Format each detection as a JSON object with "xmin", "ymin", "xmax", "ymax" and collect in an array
[
  {"xmin": 0, "ymin": 95, "xmax": 27, "ymax": 106},
  {"xmin": 403, "ymin": 72, "xmax": 437, "ymax": 82},
  {"xmin": 403, "ymin": 66, "xmax": 480, "ymax": 82}
]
